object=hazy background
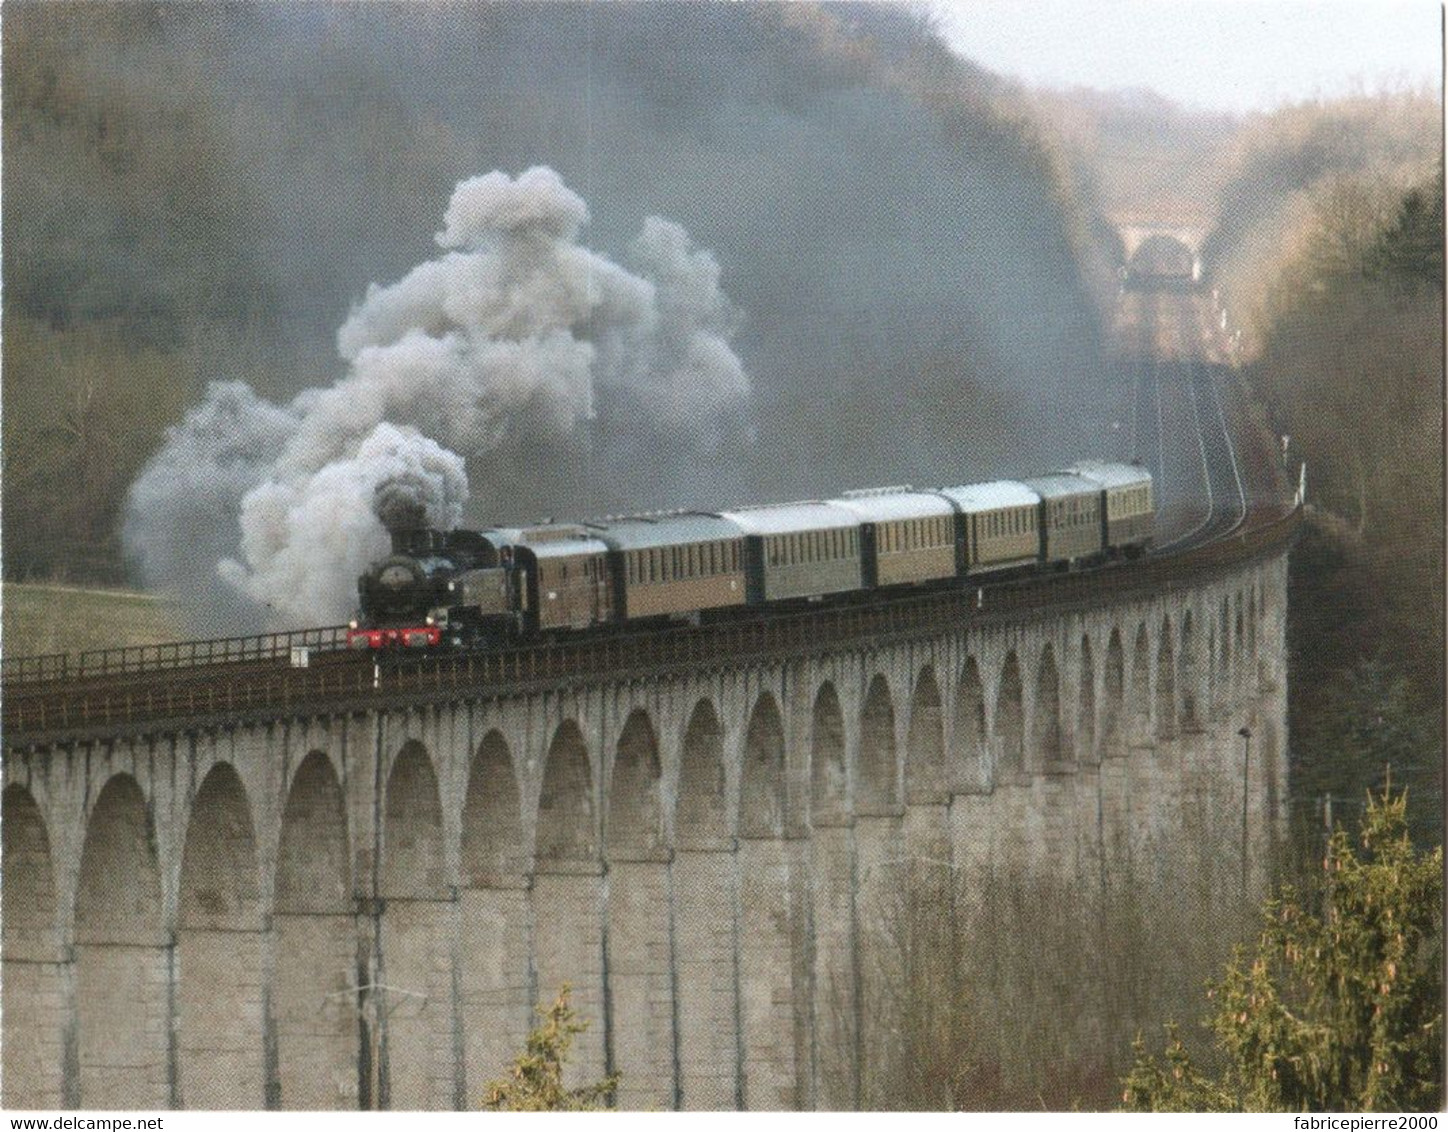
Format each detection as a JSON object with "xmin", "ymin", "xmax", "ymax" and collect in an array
[
  {"xmin": 1, "ymin": 0, "xmax": 1441, "ymax": 1104},
  {"xmin": 4, "ymin": 2, "xmax": 1123, "ymax": 608},
  {"xmin": 934, "ymin": 0, "xmax": 1441, "ymax": 113}
]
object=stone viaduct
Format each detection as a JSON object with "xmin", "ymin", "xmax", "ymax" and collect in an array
[{"xmin": 2, "ymin": 537, "xmax": 1291, "ymax": 1111}]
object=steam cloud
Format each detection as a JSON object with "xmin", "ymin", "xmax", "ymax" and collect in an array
[{"xmin": 124, "ymin": 166, "xmax": 751, "ymax": 630}]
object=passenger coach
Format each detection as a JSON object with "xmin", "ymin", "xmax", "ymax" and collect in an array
[
  {"xmin": 831, "ymin": 487, "xmax": 957, "ymax": 589},
  {"xmin": 348, "ymin": 460, "xmax": 1155, "ymax": 649}
]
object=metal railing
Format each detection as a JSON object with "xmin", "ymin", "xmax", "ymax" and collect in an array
[
  {"xmin": 1, "ymin": 625, "xmax": 350, "ymax": 685},
  {"xmin": 2, "ymin": 506, "xmax": 1300, "ymax": 746}
]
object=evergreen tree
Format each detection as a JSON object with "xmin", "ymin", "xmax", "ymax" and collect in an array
[
  {"xmin": 483, "ymin": 985, "xmax": 619, "ymax": 1111},
  {"xmin": 1371, "ymin": 171, "xmax": 1445, "ymax": 294},
  {"xmin": 1122, "ymin": 791, "xmax": 1443, "ymax": 1111}
]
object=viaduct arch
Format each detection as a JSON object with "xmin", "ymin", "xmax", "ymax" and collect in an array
[{"xmin": 2, "ymin": 552, "xmax": 1289, "ymax": 1111}]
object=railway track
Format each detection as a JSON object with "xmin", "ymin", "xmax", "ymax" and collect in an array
[
  {"xmin": 4, "ymin": 288, "xmax": 1295, "ymax": 746},
  {"xmin": 4, "ymin": 505, "xmax": 1299, "ymax": 746}
]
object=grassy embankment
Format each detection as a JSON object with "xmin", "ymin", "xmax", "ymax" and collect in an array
[{"xmin": 3, "ymin": 582, "xmax": 177, "ymax": 657}]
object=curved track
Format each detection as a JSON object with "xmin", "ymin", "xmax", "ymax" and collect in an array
[
  {"xmin": 1121, "ymin": 288, "xmax": 1262, "ymax": 556},
  {"xmin": 5, "ymin": 288, "xmax": 1295, "ymax": 740}
]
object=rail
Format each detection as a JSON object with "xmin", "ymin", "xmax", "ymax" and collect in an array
[
  {"xmin": 0, "ymin": 625, "xmax": 350, "ymax": 685},
  {"xmin": 2, "ymin": 505, "xmax": 1300, "ymax": 746}
]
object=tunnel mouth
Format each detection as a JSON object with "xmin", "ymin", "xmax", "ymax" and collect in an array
[{"xmin": 1127, "ymin": 234, "xmax": 1198, "ymax": 285}]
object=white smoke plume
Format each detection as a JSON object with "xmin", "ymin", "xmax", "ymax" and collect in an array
[
  {"xmin": 124, "ymin": 166, "xmax": 751, "ymax": 630},
  {"xmin": 217, "ymin": 424, "xmax": 467, "ymax": 626}
]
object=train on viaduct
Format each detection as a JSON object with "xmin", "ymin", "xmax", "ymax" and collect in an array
[{"xmin": 0, "ymin": 505, "xmax": 1294, "ymax": 1111}]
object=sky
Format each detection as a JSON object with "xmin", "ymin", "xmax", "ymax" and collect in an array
[{"xmin": 932, "ymin": 0, "xmax": 1443, "ymax": 114}]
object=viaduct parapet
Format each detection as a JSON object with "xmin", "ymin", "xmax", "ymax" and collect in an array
[{"xmin": 2, "ymin": 525, "xmax": 1293, "ymax": 1110}]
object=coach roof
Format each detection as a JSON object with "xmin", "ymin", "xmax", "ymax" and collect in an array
[
  {"xmin": 1020, "ymin": 473, "xmax": 1100, "ymax": 501},
  {"xmin": 934, "ymin": 480, "xmax": 1041, "ymax": 512},
  {"xmin": 593, "ymin": 513, "xmax": 744, "ymax": 552},
  {"xmin": 715, "ymin": 501, "xmax": 860, "ymax": 536},
  {"xmin": 829, "ymin": 489, "xmax": 955, "ymax": 524},
  {"xmin": 1062, "ymin": 461, "xmax": 1152, "ymax": 490}
]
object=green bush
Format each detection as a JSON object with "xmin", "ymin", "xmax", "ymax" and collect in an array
[
  {"xmin": 1122, "ymin": 791, "xmax": 1443, "ymax": 1112},
  {"xmin": 483, "ymin": 986, "xmax": 618, "ymax": 1111}
]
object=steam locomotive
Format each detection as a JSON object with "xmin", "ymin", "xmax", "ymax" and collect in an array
[{"xmin": 346, "ymin": 461, "xmax": 1153, "ymax": 649}]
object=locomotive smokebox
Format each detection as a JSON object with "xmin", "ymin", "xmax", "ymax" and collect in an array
[{"xmin": 390, "ymin": 528, "xmax": 448, "ymax": 556}]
